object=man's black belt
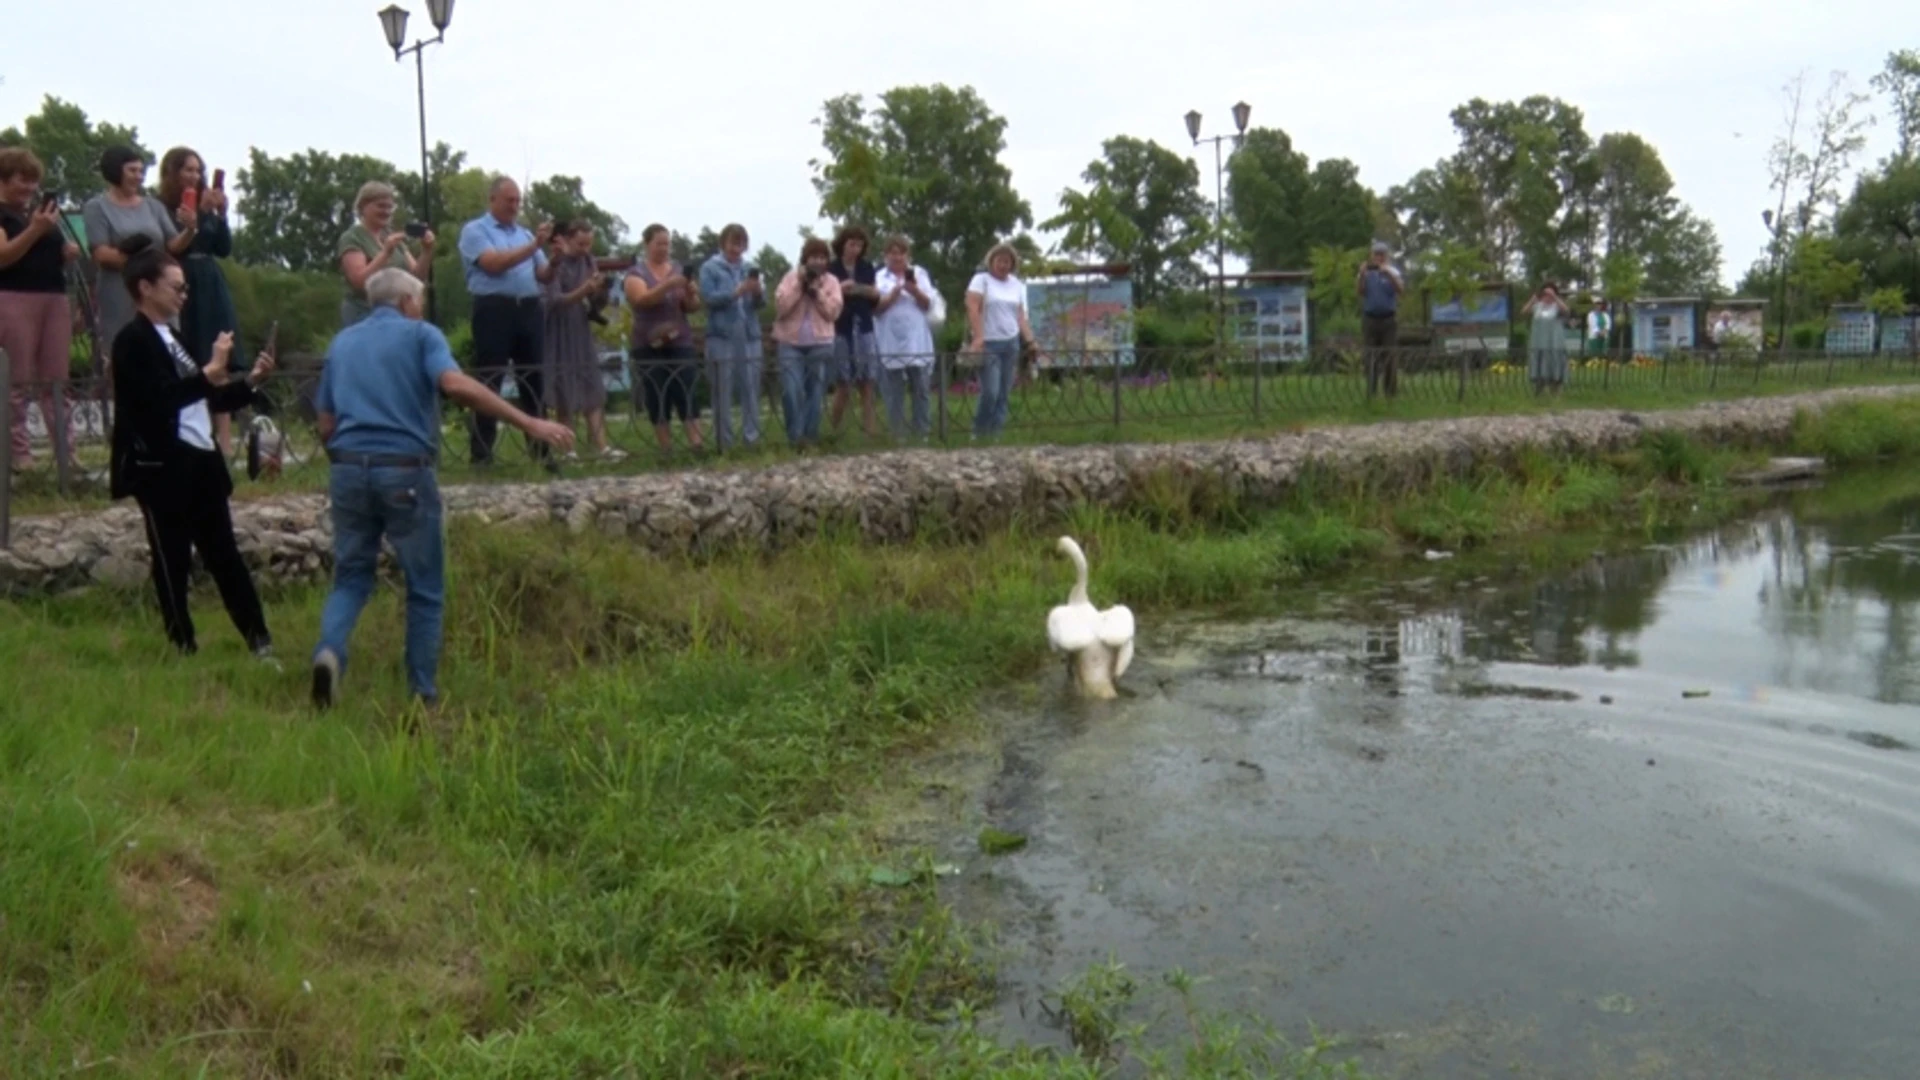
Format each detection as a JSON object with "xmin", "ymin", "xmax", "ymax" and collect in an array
[
  {"xmin": 473, "ymin": 294, "xmax": 540, "ymax": 306},
  {"xmin": 327, "ymin": 450, "xmax": 436, "ymax": 468}
]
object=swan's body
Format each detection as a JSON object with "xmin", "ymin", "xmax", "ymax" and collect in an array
[{"xmin": 1046, "ymin": 536, "xmax": 1135, "ymax": 699}]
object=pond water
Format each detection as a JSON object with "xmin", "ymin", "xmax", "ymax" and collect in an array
[{"xmin": 948, "ymin": 488, "xmax": 1920, "ymax": 1078}]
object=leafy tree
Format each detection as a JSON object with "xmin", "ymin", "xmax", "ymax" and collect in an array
[
  {"xmin": 1438, "ymin": 96, "xmax": 1593, "ymax": 283},
  {"xmin": 810, "ymin": 84, "xmax": 1032, "ymax": 299},
  {"xmin": 1389, "ymin": 160, "xmax": 1488, "ymax": 273},
  {"xmin": 752, "ymin": 243, "xmax": 791, "ymax": 283},
  {"xmin": 1424, "ymin": 240, "xmax": 1497, "ymax": 318},
  {"xmin": 1871, "ymin": 48, "xmax": 1920, "ymax": 164},
  {"xmin": 234, "ymin": 147, "xmax": 408, "ymax": 271},
  {"xmin": 1643, "ymin": 209, "xmax": 1723, "ymax": 296},
  {"xmin": 1043, "ymin": 136, "xmax": 1208, "ymax": 302},
  {"xmin": 1300, "ymin": 159, "xmax": 1377, "ymax": 259},
  {"xmin": 1308, "ymin": 244, "xmax": 1368, "ymax": 336},
  {"xmin": 1769, "ymin": 70, "xmax": 1875, "ymax": 239},
  {"xmin": 1833, "ymin": 156, "xmax": 1920, "ymax": 300},
  {"xmin": 0, "ymin": 96, "xmax": 149, "ymax": 203},
  {"xmin": 1788, "ymin": 233, "xmax": 1866, "ymax": 314},
  {"xmin": 1224, "ymin": 127, "xmax": 1309, "ymax": 271},
  {"xmin": 525, "ymin": 174, "xmax": 629, "ymax": 254}
]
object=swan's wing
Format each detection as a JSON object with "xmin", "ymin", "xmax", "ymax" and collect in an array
[
  {"xmin": 1048, "ymin": 604, "xmax": 1099, "ymax": 652},
  {"xmin": 1098, "ymin": 605, "xmax": 1135, "ymax": 677}
]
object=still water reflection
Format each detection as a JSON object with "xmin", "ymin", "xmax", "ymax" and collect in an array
[{"xmin": 954, "ymin": 491, "xmax": 1920, "ymax": 1079}]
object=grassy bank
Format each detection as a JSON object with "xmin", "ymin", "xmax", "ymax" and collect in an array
[{"xmin": 5, "ymin": 397, "xmax": 1920, "ymax": 1078}]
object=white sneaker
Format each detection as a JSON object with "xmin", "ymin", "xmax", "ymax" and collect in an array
[{"xmin": 600, "ymin": 447, "xmax": 629, "ymax": 462}]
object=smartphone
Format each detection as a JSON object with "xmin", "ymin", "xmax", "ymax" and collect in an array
[
  {"xmin": 182, "ymin": 187, "xmax": 198, "ymax": 214},
  {"xmin": 212, "ymin": 168, "xmax": 226, "ymax": 190},
  {"xmin": 263, "ymin": 321, "xmax": 279, "ymax": 359},
  {"xmin": 40, "ymin": 192, "xmax": 59, "ymax": 212},
  {"xmin": 404, "ymin": 221, "xmax": 429, "ymax": 239},
  {"xmin": 746, "ymin": 267, "xmax": 761, "ymax": 280}
]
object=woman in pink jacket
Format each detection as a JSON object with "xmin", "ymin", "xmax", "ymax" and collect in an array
[{"xmin": 771, "ymin": 237, "xmax": 843, "ymax": 449}]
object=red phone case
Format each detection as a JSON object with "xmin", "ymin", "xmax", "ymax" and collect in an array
[{"xmin": 182, "ymin": 188, "xmax": 198, "ymax": 214}]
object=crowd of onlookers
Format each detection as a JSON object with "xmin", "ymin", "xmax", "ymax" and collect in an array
[{"xmin": 2, "ymin": 144, "xmax": 1047, "ymax": 478}]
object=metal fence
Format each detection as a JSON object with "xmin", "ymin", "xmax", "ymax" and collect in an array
[{"xmin": 5, "ymin": 341, "xmax": 1920, "ymax": 521}]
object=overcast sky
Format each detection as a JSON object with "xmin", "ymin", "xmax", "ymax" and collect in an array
[{"xmin": 5, "ymin": 0, "xmax": 1902, "ymax": 282}]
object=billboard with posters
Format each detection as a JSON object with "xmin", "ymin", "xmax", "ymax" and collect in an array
[
  {"xmin": 1026, "ymin": 277, "xmax": 1135, "ymax": 369},
  {"xmin": 1704, "ymin": 303, "xmax": 1765, "ymax": 348},
  {"xmin": 1430, "ymin": 287, "xmax": 1511, "ymax": 354},
  {"xmin": 1630, "ymin": 300, "xmax": 1699, "ymax": 354},
  {"xmin": 1228, "ymin": 281, "xmax": 1311, "ymax": 362},
  {"xmin": 1825, "ymin": 307, "xmax": 1876, "ymax": 355}
]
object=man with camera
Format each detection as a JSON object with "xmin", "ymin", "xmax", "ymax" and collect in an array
[
  {"xmin": 457, "ymin": 176, "xmax": 555, "ymax": 466},
  {"xmin": 1356, "ymin": 240, "xmax": 1403, "ymax": 399},
  {"xmin": 771, "ymin": 237, "xmax": 844, "ymax": 449}
]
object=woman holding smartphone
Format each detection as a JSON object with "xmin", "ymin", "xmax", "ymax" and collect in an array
[
  {"xmin": 0, "ymin": 147, "xmax": 80, "ymax": 473},
  {"xmin": 108, "ymin": 235, "xmax": 278, "ymax": 659},
  {"xmin": 542, "ymin": 220, "xmax": 622, "ymax": 460},
  {"xmin": 83, "ymin": 146, "xmax": 196, "ymax": 351},
  {"xmin": 159, "ymin": 147, "xmax": 246, "ymax": 456},
  {"xmin": 337, "ymin": 181, "xmax": 434, "ymax": 328},
  {"xmin": 623, "ymin": 223, "xmax": 706, "ymax": 453}
]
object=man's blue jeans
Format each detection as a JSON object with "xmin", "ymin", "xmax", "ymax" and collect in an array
[
  {"xmin": 707, "ymin": 333, "xmax": 763, "ymax": 450},
  {"xmin": 315, "ymin": 463, "xmax": 445, "ymax": 701},
  {"xmin": 777, "ymin": 343, "xmax": 831, "ymax": 446}
]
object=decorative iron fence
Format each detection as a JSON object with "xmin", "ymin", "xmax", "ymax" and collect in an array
[{"xmin": 5, "ymin": 342, "xmax": 1920, "ymax": 517}]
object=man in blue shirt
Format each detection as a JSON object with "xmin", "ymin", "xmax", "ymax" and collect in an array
[
  {"xmin": 1356, "ymin": 240, "xmax": 1404, "ymax": 399},
  {"xmin": 699, "ymin": 222, "xmax": 766, "ymax": 449},
  {"xmin": 310, "ymin": 268, "xmax": 573, "ymax": 709},
  {"xmin": 457, "ymin": 176, "xmax": 555, "ymax": 465}
]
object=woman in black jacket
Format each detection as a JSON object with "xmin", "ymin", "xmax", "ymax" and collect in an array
[{"xmin": 108, "ymin": 235, "xmax": 277, "ymax": 658}]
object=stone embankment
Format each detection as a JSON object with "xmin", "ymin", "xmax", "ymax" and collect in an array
[{"xmin": 3, "ymin": 386, "xmax": 1911, "ymax": 596}]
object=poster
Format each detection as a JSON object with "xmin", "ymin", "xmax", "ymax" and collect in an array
[
  {"xmin": 1430, "ymin": 287, "xmax": 1511, "ymax": 355},
  {"xmin": 1704, "ymin": 304, "xmax": 1764, "ymax": 347},
  {"xmin": 1026, "ymin": 278, "xmax": 1135, "ymax": 369},
  {"xmin": 1229, "ymin": 283, "xmax": 1310, "ymax": 362},
  {"xmin": 1630, "ymin": 301, "xmax": 1697, "ymax": 354},
  {"xmin": 1825, "ymin": 309, "xmax": 1876, "ymax": 355},
  {"xmin": 1880, "ymin": 315, "xmax": 1919, "ymax": 353}
]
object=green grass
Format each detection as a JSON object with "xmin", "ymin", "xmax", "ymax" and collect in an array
[
  {"xmin": 6, "ymin": 397, "xmax": 1920, "ymax": 1077},
  {"xmin": 9, "ymin": 360, "xmax": 1920, "ymax": 517}
]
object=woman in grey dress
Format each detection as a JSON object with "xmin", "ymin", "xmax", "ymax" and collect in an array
[
  {"xmin": 542, "ymin": 221, "xmax": 621, "ymax": 460},
  {"xmin": 1523, "ymin": 282, "xmax": 1571, "ymax": 395},
  {"xmin": 83, "ymin": 146, "xmax": 196, "ymax": 353}
]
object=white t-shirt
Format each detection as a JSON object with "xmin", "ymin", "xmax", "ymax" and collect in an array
[
  {"xmin": 967, "ymin": 272, "xmax": 1027, "ymax": 343},
  {"xmin": 874, "ymin": 266, "xmax": 936, "ymax": 370},
  {"xmin": 155, "ymin": 323, "xmax": 216, "ymax": 451}
]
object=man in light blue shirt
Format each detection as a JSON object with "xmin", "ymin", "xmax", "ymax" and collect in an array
[
  {"xmin": 311, "ymin": 268, "xmax": 573, "ymax": 709},
  {"xmin": 700, "ymin": 222, "xmax": 766, "ymax": 449},
  {"xmin": 457, "ymin": 176, "xmax": 555, "ymax": 464}
]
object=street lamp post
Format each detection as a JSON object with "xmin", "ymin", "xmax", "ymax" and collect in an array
[
  {"xmin": 1763, "ymin": 209, "xmax": 1787, "ymax": 353},
  {"xmin": 1186, "ymin": 101, "xmax": 1251, "ymax": 351},
  {"xmin": 379, "ymin": 0, "xmax": 454, "ymax": 324}
]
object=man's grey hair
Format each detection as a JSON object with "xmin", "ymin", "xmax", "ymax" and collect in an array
[
  {"xmin": 488, "ymin": 174, "xmax": 518, "ymax": 198},
  {"xmin": 366, "ymin": 268, "xmax": 425, "ymax": 309}
]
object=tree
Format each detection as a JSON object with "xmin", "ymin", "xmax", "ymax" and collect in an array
[
  {"xmin": 1043, "ymin": 136, "xmax": 1209, "ymax": 302},
  {"xmin": 1389, "ymin": 159, "xmax": 1488, "ymax": 273},
  {"xmin": 1224, "ymin": 127, "xmax": 1310, "ymax": 271},
  {"xmin": 1300, "ymin": 159, "xmax": 1377, "ymax": 259},
  {"xmin": 1787, "ymin": 233, "xmax": 1866, "ymax": 314},
  {"xmin": 1442, "ymin": 96, "xmax": 1593, "ymax": 284},
  {"xmin": 1871, "ymin": 48, "xmax": 1920, "ymax": 164},
  {"xmin": 1770, "ymin": 70, "xmax": 1876, "ymax": 238},
  {"xmin": 810, "ymin": 85, "xmax": 1032, "ymax": 299},
  {"xmin": 1643, "ymin": 209, "xmax": 1723, "ymax": 296},
  {"xmin": 1833, "ymin": 157, "xmax": 1920, "ymax": 300},
  {"xmin": 525, "ymin": 174, "xmax": 629, "ymax": 254},
  {"xmin": 234, "ymin": 147, "xmax": 411, "ymax": 271},
  {"xmin": 1308, "ymin": 244, "xmax": 1368, "ymax": 336},
  {"xmin": 752, "ymin": 243, "xmax": 790, "ymax": 284},
  {"xmin": 0, "ymin": 96, "xmax": 149, "ymax": 203}
]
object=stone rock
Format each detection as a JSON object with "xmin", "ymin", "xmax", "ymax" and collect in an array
[{"xmin": 2, "ymin": 385, "xmax": 1916, "ymax": 597}]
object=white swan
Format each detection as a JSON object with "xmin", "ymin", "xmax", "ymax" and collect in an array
[{"xmin": 1046, "ymin": 536, "xmax": 1135, "ymax": 700}]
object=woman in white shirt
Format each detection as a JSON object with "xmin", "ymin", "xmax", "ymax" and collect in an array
[
  {"xmin": 872, "ymin": 234, "xmax": 938, "ymax": 441},
  {"xmin": 965, "ymin": 243, "xmax": 1038, "ymax": 439}
]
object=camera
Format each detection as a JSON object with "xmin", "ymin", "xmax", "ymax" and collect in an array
[{"xmin": 404, "ymin": 221, "xmax": 429, "ymax": 239}]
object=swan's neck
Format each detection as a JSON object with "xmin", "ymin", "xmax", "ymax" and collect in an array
[{"xmin": 1064, "ymin": 541, "xmax": 1090, "ymax": 606}]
